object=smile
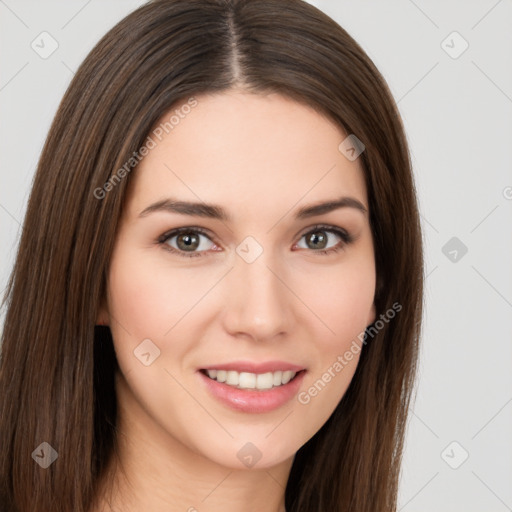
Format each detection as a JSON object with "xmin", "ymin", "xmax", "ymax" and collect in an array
[
  {"xmin": 201, "ymin": 369, "xmax": 298, "ymax": 390},
  {"xmin": 198, "ymin": 365, "xmax": 307, "ymax": 413}
]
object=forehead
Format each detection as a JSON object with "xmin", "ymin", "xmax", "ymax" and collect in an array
[{"xmin": 126, "ymin": 91, "xmax": 368, "ymax": 219}]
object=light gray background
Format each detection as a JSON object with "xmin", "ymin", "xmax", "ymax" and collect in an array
[{"xmin": 1, "ymin": 1, "xmax": 511, "ymax": 510}]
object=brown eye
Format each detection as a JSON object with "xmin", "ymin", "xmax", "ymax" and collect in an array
[
  {"xmin": 304, "ymin": 231, "xmax": 328, "ymax": 250},
  {"xmin": 295, "ymin": 225, "xmax": 353, "ymax": 255},
  {"xmin": 158, "ymin": 228, "xmax": 217, "ymax": 257},
  {"xmin": 175, "ymin": 232, "xmax": 200, "ymax": 251}
]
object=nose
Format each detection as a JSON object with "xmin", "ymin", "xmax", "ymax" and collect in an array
[{"xmin": 221, "ymin": 249, "xmax": 293, "ymax": 342}]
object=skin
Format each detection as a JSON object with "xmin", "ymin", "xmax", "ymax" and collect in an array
[{"xmin": 95, "ymin": 89, "xmax": 376, "ymax": 512}]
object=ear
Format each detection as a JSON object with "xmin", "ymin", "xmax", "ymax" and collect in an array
[{"xmin": 96, "ymin": 297, "xmax": 110, "ymax": 326}]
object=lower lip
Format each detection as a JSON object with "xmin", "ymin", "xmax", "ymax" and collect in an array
[{"xmin": 198, "ymin": 370, "xmax": 306, "ymax": 413}]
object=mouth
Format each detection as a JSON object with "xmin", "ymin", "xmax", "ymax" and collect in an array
[
  {"xmin": 199, "ymin": 368, "xmax": 306, "ymax": 391},
  {"xmin": 197, "ymin": 365, "xmax": 308, "ymax": 413}
]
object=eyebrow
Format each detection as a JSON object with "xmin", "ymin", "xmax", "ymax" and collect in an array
[{"xmin": 138, "ymin": 196, "xmax": 368, "ymax": 220}]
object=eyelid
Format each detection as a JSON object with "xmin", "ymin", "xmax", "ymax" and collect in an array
[
  {"xmin": 298, "ymin": 223, "xmax": 351, "ymax": 239},
  {"xmin": 294, "ymin": 223, "xmax": 353, "ymax": 251},
  {"xmin": 157, "ymin": 226, "xmax": 221, "ymax": 258},
  {"xmin": 157, "ymin": 223, "xmax": 353, "ymax": 258},
  {"xmin": 156, "ymin": 226, "xmax": 215, "ymax": 245}
]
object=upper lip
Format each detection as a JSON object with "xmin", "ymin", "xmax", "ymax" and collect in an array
[{"xmin": 200, "ymin": 360, "xmax": 306, "ymax": 373}]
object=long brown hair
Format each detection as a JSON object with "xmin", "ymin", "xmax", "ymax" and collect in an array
[{"xmin": 0, "ymin": 1, "xmax": 423, "ymax": 510}]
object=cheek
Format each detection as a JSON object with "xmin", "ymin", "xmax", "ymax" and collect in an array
[
  {"xmin": 289, "ymin": 253, "xmax": 375, "ymax": 437},
  {"xmin": 107, "ymin": 247, "xmax": 202, "ymax": 339},
  {"xmin": 297, "ymin": 253, "xmax": 376, "ymax": 346}
]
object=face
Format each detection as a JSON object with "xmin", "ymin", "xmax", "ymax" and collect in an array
[{"xmin": 100, "ymin": 90, "xmax": 376, "ymax": 471}]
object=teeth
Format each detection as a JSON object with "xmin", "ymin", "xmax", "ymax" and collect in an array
[
  {"xmin": 281, "ymin": 370, "xmax": 293, "ymax": 384},
  {"xmin": 226, "ymin": 371, "xmax": 238, "ymax": 385},
  {"xmin": 239, "ymin": 372, "xmax": 256, "ymax": 389},
  {"xmin": 256, "ymin": 372, "xmax": 273, "ymax": 390},
  {"xmin": 205, "ymin": 369, "xmax": 298, "ymax": 390}
]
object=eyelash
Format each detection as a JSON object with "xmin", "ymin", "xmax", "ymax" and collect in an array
[{"xmin": 156, "ymin": 224, "xmax": 354, "ymax": 259}]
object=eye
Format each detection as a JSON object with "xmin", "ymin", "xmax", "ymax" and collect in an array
[
  {"xmin": 295, "ymin": 224, "xmax": 353, "ymax": 255},
  {"xmin": 157, "ymin": 227, "xmax": 218, "ymax": 258},
  {"xmin": 157, "ymin": 224, "xmax": 353, "ymax": 259}
]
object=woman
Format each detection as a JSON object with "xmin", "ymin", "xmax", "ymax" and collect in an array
[{"xmin": 0, "ymin": 0, "xmax": 423, "ymax": 511}]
